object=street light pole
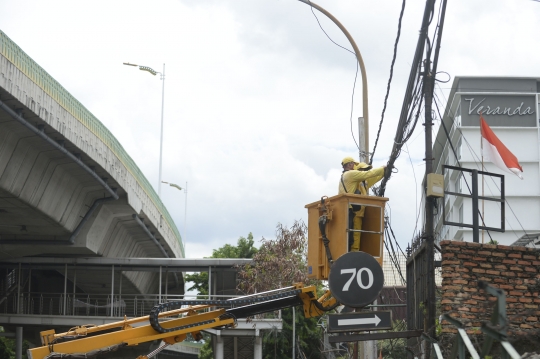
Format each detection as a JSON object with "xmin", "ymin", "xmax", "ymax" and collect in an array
[
  {"xmin": 183, "ymin": 181, "xmax": 187, "ymax": 243},
  {"xmin": 294, "ymin": 5, "xmax": 371, "ymax": 357},
  {"xmin": 124, "ymin": 62, "xmax": 166, "ymax": 197},
  {"xmin": 296, "ymin": 0, "xmax": 369, "ymax": 161},
  {"xmin": 162, "ymin": 181, "xmax": 187, "ymax": 253},
  {"xmin": 158, "ymin": 64, "xmax": 165, "ymax": 197}
]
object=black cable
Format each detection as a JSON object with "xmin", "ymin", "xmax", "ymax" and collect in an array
[
  {"xmin": 433, "ymin": 94, "xmax": 495, "ymax": 243},
  {"xmin": 383, "ymin": 212, "xmax": 407, "ymax": 285},
  {"xmin": 403, "ymin": 143, "xmax": 422, "ymax": 240},
  {"xmin": 305, "ymin": 0, "xmax": 360, "ymax": 151},
  {"xmin": 430, "ymin": 0, "xmax": 448, "ymax": 81},
  {"xmin": 306, "ymin": 0, "xmax": 355, "ymax": 56},
  {"xmin": 378, "ymin": 0, "xmax": 438, "ymax": 197},
  {"xmin": 435, "ymin": 71, "xmax": 451, "ymax": 83},
  {"xmin": 384, "ymin": 234, "xmax": 406, "ymax": 286},
  {"xmin": 370, "ymin": 0, "xmax": 408, "ymax": 164},
  {"xmin": 349, "ymin": 61, "xmax": 360, "ymax": 151},
  {"xmin": 386, "ymin": 223, "xmax": 407, "ymax": 280}
]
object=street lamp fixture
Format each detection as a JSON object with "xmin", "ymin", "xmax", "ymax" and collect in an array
[
  {"xmin": 124, "ymin": 62, "xmax": 166, "ymax": 196},
  {"xmin": 162, "ymin": 181, "xmax": 188, "ymax": 253},
  {"xmin": 162, "ymin": 181, "xmax": 182, "ymax": 191},
  {"xmin": 139, "ymin": 66, "xmax": 158, "ymax": 76}
]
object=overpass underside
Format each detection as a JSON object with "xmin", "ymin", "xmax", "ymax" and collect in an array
[
  {"xmin": 0, "ymin": 88, "xmax": 167, "ymax": 258},
  {"xmin": 0, "ymin": 83, "xmax": 179, "ymax": 294},
  {"xmin": 0, "ymin": 29, "xmax": 186, "ymax": 300}
]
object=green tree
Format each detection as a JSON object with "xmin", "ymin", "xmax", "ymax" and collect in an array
[
  {"xmin": 211, "ymin": 233, "xmax": 258, "ymax": 259},
  {"xmin": 198, "ymin": 339, "xmax": 213, "ymax": 359},
  {"xmin": 236, "ymin": 221, "xmax": 324, "ymax": 358},
  {"xmin": 0, "ymin": 327, "xmax": 29, "ymax": 359},
  {"xmin": 379, "ymin": 320, "xmax": 408, "ymax": 358},
  {"xmin": 262, "ymin": 307, "xmax": 323, "ymax": 359},
  {"xmin": 185, "ymin": 233, "xmax": 258, "ymax": 296},
  {"xmin": 237, "ymin": 221, "xmax": 317, "ymax": 293}
]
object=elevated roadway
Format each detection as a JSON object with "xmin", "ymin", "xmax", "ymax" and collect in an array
[
  {"xmin": 0, "ymin": 29, "xmax": 183, "ymax": 264},
  {"xmin": 0, "ymin": 30, "xmax": 276, "ymax": 359}
]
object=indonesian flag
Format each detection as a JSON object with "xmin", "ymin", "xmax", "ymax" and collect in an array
[{"xmin": 480, "ymin": 115, "xmax": 523, "ymax": 179}]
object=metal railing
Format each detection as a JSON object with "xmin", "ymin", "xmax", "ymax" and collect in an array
[
  {"xmin": 419, "ymin": 281, "xmax": 520, "ymax": 359},
  {"xmin": 0, "ymin": 291, "xmax": 280, "ymax": 319}
]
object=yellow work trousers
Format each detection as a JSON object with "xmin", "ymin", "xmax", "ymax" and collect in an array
[{"xmin": 350, "ymin": 214, "xmax": 363, "ymax": 252}]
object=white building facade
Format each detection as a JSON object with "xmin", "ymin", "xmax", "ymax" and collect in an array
[{"xmin": 433, "ymin": 77, "xmax": 540, "ymax": 245}]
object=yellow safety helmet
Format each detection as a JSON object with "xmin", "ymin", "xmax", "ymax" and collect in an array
[{"xmin": 341, "ymin": 156, "xmax": 359, "ymax": 167}]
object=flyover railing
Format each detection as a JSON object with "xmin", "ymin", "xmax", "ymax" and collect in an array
[
  {"xmin": 0, "ymin": 30, "xmax": 183, "ymax": 256},
  {"xmin": 0, "ymin": 291, "xmax": 256, "ymax": 319}
]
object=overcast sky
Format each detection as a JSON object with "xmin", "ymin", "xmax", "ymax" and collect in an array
[{"xmin": 1, "ymin": 0, "xmax": 539, "ymax": 258}]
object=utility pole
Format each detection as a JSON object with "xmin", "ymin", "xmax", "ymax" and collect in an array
[
  {"xmin": 357, "ymin": 117, "xmax": 376, "ymax": 359},
  {"xmin": 423, "ymin": 57, "xmax": 436, "ymax": 357},
  {"xmin": 358, "ymin": 117, "xmax": 368, "ymax": 163},
  {"xmin": 423, "ymin": 0, "xmax": 448, "ymax": 355}
]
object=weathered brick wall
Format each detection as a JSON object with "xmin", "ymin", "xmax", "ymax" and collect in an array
[{"xmin": 440, "ymin": 240, "xmax": 540, "ymax": 349}]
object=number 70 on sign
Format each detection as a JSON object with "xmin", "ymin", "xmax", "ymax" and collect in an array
[
  {"xmin": 328, "ymin": 251, "xmax": 384, "ymax": 308},
  {"xmin": 341, "ymin": 268, "xmax": 374, "ymax": 291}
]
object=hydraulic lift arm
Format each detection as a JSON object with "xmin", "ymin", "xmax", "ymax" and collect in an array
[{"xmin": 28, "ymin": 284, "xmax": 338, "ymax": 359}]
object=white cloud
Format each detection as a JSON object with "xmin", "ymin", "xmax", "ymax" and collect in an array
[{"xmin": 1, "ymin": 0, "xmax": 539, "ymax": 258}]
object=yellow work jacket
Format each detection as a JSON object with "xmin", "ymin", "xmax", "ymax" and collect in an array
[{"xmin": 338, "ymin": 167, "xmax": 385, "ymax": 216}]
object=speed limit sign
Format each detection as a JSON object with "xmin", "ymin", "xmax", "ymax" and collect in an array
[{"xmin": 328, "ymin": 251, "xmax": 384, "ymax": 308}]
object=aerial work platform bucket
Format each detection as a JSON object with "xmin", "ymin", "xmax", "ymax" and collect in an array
[{"xmin": 305, "ymin": 193, "xmax": 388, "ymax": 280}]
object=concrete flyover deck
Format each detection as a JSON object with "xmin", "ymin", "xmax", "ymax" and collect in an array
[{"xmin": 0, "ymin": 30, "xmax": 183, "ymax": 264}]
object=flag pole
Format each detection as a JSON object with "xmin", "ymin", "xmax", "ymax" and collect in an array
[{"xmin": 480, "ymin": 116, "xmax": 485, "ymax": 244}]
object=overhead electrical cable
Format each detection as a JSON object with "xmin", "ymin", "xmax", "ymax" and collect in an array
[
  {"xmin": 377, "ymin": 0, "xmax": 441, "ymax": 197},
  {"xmin": 304, "ymin": 0, "xmax": 361, "ymax": 151},
  {"xmin": 433, "ymin": 89, "xmax": 528, "ymax": 242},
  {"xmin": 370, "ymin": 0, "xmax": 408, "ymax": 164},
  {"xmin": 404, "ymin": 143, "xmax": 422, "ymax": 238},
  {"xmin": 432, "ymin": 96, "xmax": 495, "ymax": 243}
]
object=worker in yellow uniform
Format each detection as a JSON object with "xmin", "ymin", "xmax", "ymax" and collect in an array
[{"xmin": 338, "ymin": 156, "xmax": 386, "ymax": 252}]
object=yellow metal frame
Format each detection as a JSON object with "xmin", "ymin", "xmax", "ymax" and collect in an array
[
  {"xmin": 293, "ymin": 284, "xmax": 338, "ymax": 319},
  {"xmin": 29, "ymin": 284, "xmax": 338, "ymax": 359},
  {"xmin": 29, "ymin": 306, "xmax": 233, "ymax": 359},
  {"xmin": 306, "ymin": 193, "xmax": 388, "ymax": 280}
]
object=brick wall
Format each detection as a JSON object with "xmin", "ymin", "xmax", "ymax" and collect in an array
[{"xmin": 440, "ymin": 240, "xmax": 540, "ymax": 349}]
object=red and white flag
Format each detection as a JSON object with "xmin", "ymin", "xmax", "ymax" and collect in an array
[{"xmin": 480, "ymin": 115, "xmax": 523, "ymax": 179}]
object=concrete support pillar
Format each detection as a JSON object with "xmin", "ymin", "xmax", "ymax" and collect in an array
[
  {"xmin": 110, "ymin": 265, "xmax": 115, "ymax": 317},
  {"xmin": 254, "ymin": 334, "xmax": 262, "ymax": 359},
  {"xmin": 15, "ymin": 327, "xmax": 22, "ymax": 359},
  {"xmin": 214, "ymin": 331, "xmax": 224, "ymax": 359}
]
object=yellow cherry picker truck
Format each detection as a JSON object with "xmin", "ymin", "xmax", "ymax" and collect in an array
[{"xmin": 28, "ymin": 193, "xmax": 389, "ymax": 359}]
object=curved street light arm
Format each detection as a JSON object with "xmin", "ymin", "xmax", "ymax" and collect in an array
[{"xmin": 297, "ymin": 0, "xmax": 369, "ymax": 154}]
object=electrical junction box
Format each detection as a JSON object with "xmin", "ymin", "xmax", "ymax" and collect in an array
[{"xmin": 427, "ymin": 173, "xmax": 444, "ymax": 197}]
